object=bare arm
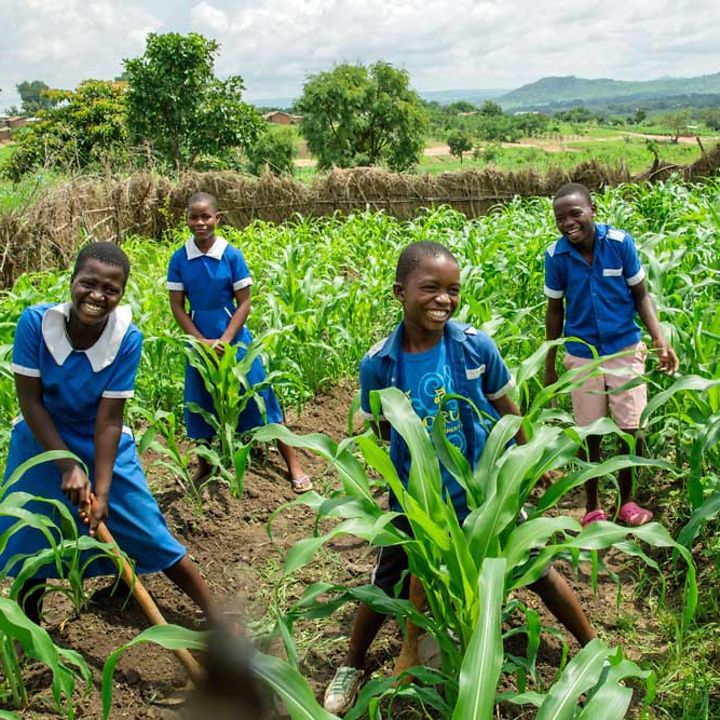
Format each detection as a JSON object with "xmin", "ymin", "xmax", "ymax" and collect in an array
[
  {"xmin": 630, "ymin": 280, "xmax": 679, "ymax": 373},
  {"xmin": 220, "ymin": 287, "xmax": 251, "ymax": 345},
  {"xmin": 16, "ymin": 374, "xmax": 90, "ymax": 506},
  {"xmin": 544, "ymin": 297, "xmax": 565, "ymax": 386},
  {"xmin": 86, "ymin": 397, "xmax": 125, "ymax": 535},
  {"xmin": 490, "ymin": 393, "xmax": 527, "ymax": 445}
]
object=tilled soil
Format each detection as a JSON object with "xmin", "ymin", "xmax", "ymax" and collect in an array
[{"xmin": 11, "ymin": 384, "xmax": 663, "ymax": 719}]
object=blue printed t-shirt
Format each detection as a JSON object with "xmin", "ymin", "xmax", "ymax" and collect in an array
[
  {"xmin": 360, "ymin": 321, "xmax": 514, "ymax": 523},
  {"xmin": 398, "ymin": 340, "xmax": 469, "ymax": 516},
  {"xmin": 544, "ymin": 223, "xmax": 645, "ymax": 358}
]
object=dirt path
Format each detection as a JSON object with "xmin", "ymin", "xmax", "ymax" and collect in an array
[{"xmin": 17, "ymin": 384, "xmax": 663, "ymax": 718}]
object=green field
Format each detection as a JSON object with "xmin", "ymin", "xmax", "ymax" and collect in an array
[{"xmin": 0, "ymin": 179, "xmax": 719, "ymax": 717}]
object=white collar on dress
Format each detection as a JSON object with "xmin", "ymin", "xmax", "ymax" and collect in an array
[
  {"xmin": 41, "ymin": 302, "xmax": 133, "ymax": 373},
  {"xmin": 184, "ymin": 236, "xmax": 228, "ymax": 261}
]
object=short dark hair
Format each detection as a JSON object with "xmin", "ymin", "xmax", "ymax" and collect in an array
[
  {"xmin": 395, "ymin": 241, "xmax": 458, "ymax": 283},
  {"xmin": 73, "ymin": 242, "xmax": 130, "ymax": 285},
  {"xmin": 187, "ymin": 192, "xmax": 218, "ymax": 213},
  {"xmin": 554, "ymin": 183, "xmax": 592, "ymax": 205}
]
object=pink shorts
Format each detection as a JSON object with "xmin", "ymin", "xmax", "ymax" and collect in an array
[{"xmin": 562, "ymin": 343, "xmax": 647, "ymax": 430}]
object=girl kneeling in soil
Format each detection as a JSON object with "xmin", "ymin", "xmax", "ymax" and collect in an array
[
  {"xmin": 167, "ymin": 192, "xmax": 311, "ymax": 492},
  {"xmin": 0, "ymin": 242, "xmax": 219, "ymax": 626},
  {"xmin": 324, "ymin": 241, "xmax": 596, "ymax": 715}
]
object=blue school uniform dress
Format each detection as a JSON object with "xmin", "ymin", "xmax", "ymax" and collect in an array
[
  {"xmin": 166, "ymin": 236, "xmax": 283, "ymax": 439},
  {"xmin": 0, "ymin": 302, "xmax": 186, "ymax": 578},
  {"xmin": 543, "ymin": 223, "xmax": 645, "ymax": 358}
]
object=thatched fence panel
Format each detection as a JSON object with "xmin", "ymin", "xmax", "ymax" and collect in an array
[{"xmin": 1, "ymin": 147, "xmax": 718, "ymax": 288}]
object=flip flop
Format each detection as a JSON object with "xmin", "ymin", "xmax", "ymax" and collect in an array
[
  {"xmin": 581, "ymin": 509, "xmax": 608, "ymax": 527},
  {"xmin": 290, "ymin": 474, "xmax": 313, "ymax": 494},
  {"xmin": 618, "ymin": 502, "xmax": 653, "ymax": 527}
]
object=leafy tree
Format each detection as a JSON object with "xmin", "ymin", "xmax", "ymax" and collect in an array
[
  {"xmin": 2, "ymin": 80, "xmax": 127, "ymax": 181},
  {"xmin": 555, "ymin": 106, "xmax": 596, "ymax": 124},
  {"xmin": 16, "ymin": 80, "xmax": 54, "ymax": 114},
  {"xmin": 295, "ymin": 61, "xmax": 428, "ymax": 171},
  {"xmin": 698, "ymin": 108, "xmax": 720, "ymax": 131},
  {"xmin": 658, "ymin": 109, "xmax": 692, "ymax": 141},
  {"xmin": 246, "ymin": 124, "xmax": 297, "ymax": 176},
  {"xmin": 123, "ymin": 32, "xmax": 262, "ymax": 169},
  {"xmin": 447, "ymin": 130, "xmax": 473, "ymax": 163},
  {"xmin": 514, "ymin": 112, "xmax": 550, "ymax": 137},
  {"xmin": 634, "ymin": 108, "xmax": 647, "ymax": 124},
  {"xmin": 479, "ymin": 100, "xmax": 504, "ymax": 117},
  {"xmin": 446, "ymin": 101, "xmax": 477, "ymax": 114},
  {"xmin": 477, "ymin": 114, "xmax": 520, "ymax": 143}
]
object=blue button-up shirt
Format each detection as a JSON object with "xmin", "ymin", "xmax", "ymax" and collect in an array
[
  {"xmin": 544, "ymin": 223, "xmax": 645, "ymax": 358},
  {"xmin": 359, "ymin": 320, "xmax": 513, "ymax": 519}
]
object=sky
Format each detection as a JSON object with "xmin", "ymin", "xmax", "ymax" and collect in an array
[{"xmin": 2, "ymin": 0, "xmax": 720, "ymax": 111}]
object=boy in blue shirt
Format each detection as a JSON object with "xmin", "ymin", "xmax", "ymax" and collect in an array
[
  {"xmin": 544, "ymin": 183, "xmax": 679, "ymax": 527},
  {"xmin": 324, "ymin": 241, "xmax": 594, "ymax": 715}
]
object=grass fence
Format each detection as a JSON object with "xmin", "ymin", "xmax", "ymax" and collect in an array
[{"xmin": 1, "ymin": 146, "xmax": 719, "ymax": 288}]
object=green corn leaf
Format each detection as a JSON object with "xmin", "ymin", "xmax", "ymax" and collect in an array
[
  {"xmin": 677, "ymin": 491, "xmax": 720, "ymax": 548},
  {"xmin": 378, "ymin": 388, "xmax": 444, "ymax": 518},
  {"xmin": 1, "ymin": 449, "xmax": 86, "ymax": 496},
  {"xmin": 101, "ymin": 625, "xmax": 208, "ymax": 720},
  {"xmin": 452, "ymin": 557, "xmax": 506, "ymax": 720},
  {"xmin": 251, "ymin": 650, "xmax": 341, "ymax": 720},
  {"xmin": 0, "ymin": 597, "xmax": 90, "ymax": 718},
  {"xmin": 640, "ymin": 374, "xmax": 720, "ymax": 428},
  {"xmin": 535, "ymin": 638, "xmax": 613, "ymax": 720},
  {"xmin": 576, "ymin": 680, "xmax": 633, "ymax": 720}
]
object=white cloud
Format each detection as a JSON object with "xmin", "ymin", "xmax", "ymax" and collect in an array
[
  {"xmin": 190, "ymin": 2, "xmax": 229, "ymax": 34},
  {"xmin": 2, "ymin": 0, "xmax": 720, "ymax": 110}
]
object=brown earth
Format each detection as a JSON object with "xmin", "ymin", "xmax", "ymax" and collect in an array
[{"xmin": 13, "ymin": 384, "xmax": 667, "ymax": 719}]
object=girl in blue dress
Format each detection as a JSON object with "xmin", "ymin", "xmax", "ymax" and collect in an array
[
  {"xmin": 167, "ymin": 192, "xmax": 312, "ymax": 492},
  {"xmin": 1, "ymin": 242, "xmax": 218, "ymax": 625}
]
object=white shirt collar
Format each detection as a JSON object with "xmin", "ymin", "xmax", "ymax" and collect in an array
[
  {"xmin": 184, "ymin": 236, "xmax": 228, "ymax": 261},
  {"xmin": 41, "ymin": 302, "xmax": 133, "ymax": 373}
]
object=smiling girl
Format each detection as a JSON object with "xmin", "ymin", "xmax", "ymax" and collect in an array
[{"xmin": 0, "ymin": 242, "xmax": 218, "ymax": 626}]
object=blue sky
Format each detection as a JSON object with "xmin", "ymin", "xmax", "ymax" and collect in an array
[{"xmin": 2, "ymin": 0, "xmax": 720, "ymax": 111}]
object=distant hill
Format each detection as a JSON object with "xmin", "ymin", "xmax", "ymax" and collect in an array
[
  {"xmin": 419, "ymin": 88, "xmax": 508, "ymax": 105},
  {"xmin": 247, "ymin": 88, "xmax": 508, "ymax": 111},
  {"xmin": 498, "ymin": 73, "xmax": 720, "ymax": 110}
]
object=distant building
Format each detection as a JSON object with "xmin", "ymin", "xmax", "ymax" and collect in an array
[
  {"xmin": 263, "ymin": 111, "xmax": 302, "ymax": 125},
  {"xmin": 0, "ymin": 127, "xmax": 10, "ymax": 142}
]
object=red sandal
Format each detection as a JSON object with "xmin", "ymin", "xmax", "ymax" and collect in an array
[
  {"xmin": 581, "ymin": 509, "xmax": 608, "ymax": 527},
  {"xmin": 618, "ymin": 502, "xmax": 653, "ymax": 527}
]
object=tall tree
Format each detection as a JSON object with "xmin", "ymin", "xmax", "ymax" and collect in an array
[
  {"xmin": 447, "ymin": 130, "xmax": 473, "ymax": 164},
  {"xmin": 123, "ymin": 33, "xmax": 262, "ymax": 169},
  {"xmin": 2, "ymin": 81, "xmax": 127, "ymax": 180},
  {"xmin": 295, "ymin": 62, "xmax": 428, "ymax": 171},
  {"xmin": 16, "ymin": 80, "xmax": 53, "ymax": 114}
]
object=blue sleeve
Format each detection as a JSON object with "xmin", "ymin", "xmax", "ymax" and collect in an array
[
  {"xmin": 231, "ymin": 247, "xmax": 253, "ymax": 291},
  {"xmin": 101, "ymin": 328, "xmax": 143, "ymax": 399},
  {"xmin": 622, "ymin": 234, "xmax": 645, "ymax": 286},
  {"xmin": 167, "ymin": 250, "xmax": 184, "ymax": 291},
  {"xmin": 11, "ymin": 307, "xmax": 42, "ymax": 378},
  {"xmin": 479, "ymin": 335, "xmax": 513, "ymax": 400},
  {"xmin": 544, "ymin": 248, "xmax": 565, "ymax": 299},
  {"xmin": 360, "ymin": 355, "xmax": 385, "ymax": 419}
]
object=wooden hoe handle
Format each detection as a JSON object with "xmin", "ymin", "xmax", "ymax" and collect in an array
[{"xmin": 92, "ymin": 517, "xmax": 205, "ymax": 685}]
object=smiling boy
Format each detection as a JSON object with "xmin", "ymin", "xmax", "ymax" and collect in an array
[{"xmin": 543, "ymin": 183, "xmax": 679, "ymax": 526}]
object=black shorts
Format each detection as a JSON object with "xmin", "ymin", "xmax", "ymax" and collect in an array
[{"xmin": 371, "ymin": 515, "xmax": 412, "ymax": 599}]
